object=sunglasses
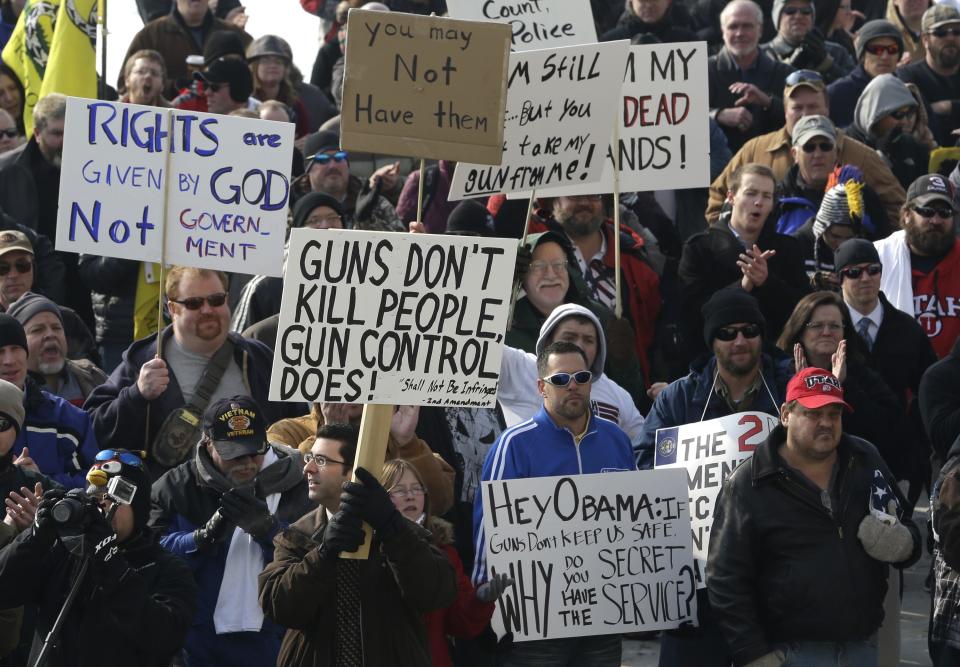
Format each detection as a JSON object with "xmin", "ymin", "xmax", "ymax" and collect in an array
[
  {"xmin": 782, "ymin": 6, "xmax": 814, "ymax": 14},
  {"xmin": 0, "ymin": 260, "xmax": 32, "ymax": 276},
  {"xmin": 303, "ymin": 452, "xmax": 346, "ymax": 468},
  {"xmin": 715, "ymin": 323, "xmax": 762, "ymax": 341},
  {"xmin": 889, "ymin": 107, "xmax": 916, "ymax": 121},
  {"xmin": 931, "ymin": 26, "xmax": 960, "ymax": 38},
  {"xmin": 542, "ymin": 370, "xmax": 593, "ymax": 387},
  {"xmin": 839, "ymin": 263, "xmax": 882, "ymax": 279},
  {"xmin": 169, "ymin": 292, "xmax": 228, "ymax": 310},
  {"xmin": 913, "ymin": 205, "xmax": 955, "ymax": 219},
  {"xmin": 205, "ymin": 82, "xmax": 222, "ymax": 93},
  {"xmin": 95, "ymin": 449, "xmax": 146, "ymax": 468},
  {"xmin": 785, "ymin": 69, "xmax": 823, "ymax": 86},
  {"xmin": 0, "ymin": 129, "xmax": 17, "ymax": 139},
  {"xmin": 312, "ymin": 150, "xmax": 349, "ymax": 165},
  {"xmin": 864, "ymin": 43, "xmax": 900, "ymax": 56},
  {"xmin": 801, "ymin": 141, "xmax": 834, "ymax": 153},
  {"xmin": 0, "ymin": 416, "xmax": 14, "ymax": 433}
]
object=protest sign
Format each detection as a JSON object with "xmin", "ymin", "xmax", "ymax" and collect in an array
[
  {"xmin": 446, "ymin": 0, "xmax": 597, "ymax": 51},
  {"xmin": 531, "ymin": 42, "xmax": 710, "ymax": 197},
  {"xmin": 269, "ymin": 228, "xmax": 517, "ymax": 406},
  {"xmin": 480, "ymin": 469, "xmax": 696, "ymax": 640},
  {"xmin": 447, "ymin": 41, "xmax": 629, "ymax": 200},
  {"xmin": 56, "ymin": 97, "xmax": 294, "ymax": 276},
  {"xmin": 340, "ymin": 9, "xmax": 511, "ymax": 165},
  {"xmin": 654, "ymin": 411, "xmax": 779, "ymax": 588}
]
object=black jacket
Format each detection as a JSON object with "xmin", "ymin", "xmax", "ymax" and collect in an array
[
  {"xmin": 920, "ymin": 338, "xmax": 960, "ymax": 459},
  {"xmin": 0, "ymin": 207, "xmax": 65, "ymax": 306},
  {"xmin": 77, "ymin": 256, "xmax": 137, "ymax": 346},
  {"xmin": 709, "ymin": 48, "xmax": 793, "ymax": 153},
  {"xmin": 707, "ymin": 427, "xmax": 920, "ymax": 666},
  {"xmin": 600, "ymin": 3, "xmax": 698, "ymax": 43},
  {"xmin": 0, "ymin": 527, "xmax": 196, "ymax": 667},
  {"xmin": 83, "ymin": 327, "xmax": 306, "ymax": 479}
]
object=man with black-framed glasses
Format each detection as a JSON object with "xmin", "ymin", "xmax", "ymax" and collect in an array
[{"xmin": 875, "ymin": 173, "xmax": 960, "ymax": 358}]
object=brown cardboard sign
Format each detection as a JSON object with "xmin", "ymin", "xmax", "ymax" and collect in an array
[{"xmin": 340, "ymin": 9, "xmax": 510, "ymax": 165}]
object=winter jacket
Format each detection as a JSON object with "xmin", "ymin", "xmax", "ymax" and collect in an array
[
  {"xmin": 0, "ymin": 527, "xmax": 196, "ymax": 667},
  {"xmin": 920, "ymin": 338, "xmax": 960, "ymax": 459},
  {"xmin": 258, "ymin": 505, "xmax": 458, "ymax": 667},
  {"xmin": 709, "ymin": 48, "xmax": 794, "ymax": 153},
  {"xmin": 707, "ymin": 426, "xmax": 920, "ymax": 666},
  {"xmin": 396, "ymin": 160, "xmax": 457, "ymax": 233},
  {"xmin": 761, "ymin": 34, "xmax": 856, "ymax": 84},
  {"xmin": 13, "ymin": 377, "xmax": 100, "ymax": 489},
  {"xmin": 707, "ymin": 127, "xmax": 906, "ymax": 226},
  {"xmin": 0, "ymin": 207, "xmax": 65, "ymax": 305},
  {"xmin": 32, "ymin": 359, "xmax": 108, "ymax": 407},
  {"xmin": 678, "ymin": 213, "xmax": 810, "ymax": 363},
  {"xmin": 230, "ymin": 275, "xmax": 282, "ymax": 334},
  {"xmin": 471, "ymin": 406, "xmax": 636, "ymax": 584},
  {"xmin": 897, "ymin": 58, "xmax": 960, "ymax": 149},
  {"xmin": 77, "ymin": 256, "xmax": 137, "ymax": 346},
  {"xmin": 150, "ymin": 443, "xmax": 312, "ymax": 667},
  {"xmin": 84, "ymin": 327, "xmax": 306, "ymax": 479},
  {"xmin": 931, "ymin": 437, "xmax": 960, "ymax": 650},
  {"xmin": 600, "ymin": 3, "xmax": 698, "ymax": 43},
  {"xmin": 827, "ymin": 64, "xmax": 872, "ymax": 129},
  {"xmin": 637, "ymin": 353, "xmax": 791, "ymax": 469}
]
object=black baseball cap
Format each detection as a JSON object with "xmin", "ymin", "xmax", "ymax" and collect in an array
[
  {"xmin": 203, "ymin": 395, "xmax": 268, "ymax": 460},
  {"xmin": 194, "ymin": 57, "xmax": 253, "ymax": 103},
  {"xmin": 906, "ymin": 174, "xmax": 956, "ymax": 209}
]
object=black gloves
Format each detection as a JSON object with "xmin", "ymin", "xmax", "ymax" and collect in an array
[
  {"xmin": 789, "ymin": 29, "xmax": 828, "ymax": 70},
  {"xmin": 219, "ymin": 488, "xmax": 280, "ymax": 542},
  {"xmin": 339, "ymin": 467, "xmax": 403, "ymax": 538},
  {"xmin": 193, "ymin": 509, "xmax": 233, "ymax": 551},
  {"xmin": 318, "ymin": 510, "xmax": 365, "ymax": 561},
  {"xmin": 31, "ymin": 489, "xmax": 66, "ymax": 548}
]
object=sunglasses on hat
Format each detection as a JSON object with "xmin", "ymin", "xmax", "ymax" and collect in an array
[
  {"xmin": 839, "ymin": 264, "xmax": 882, "ymax": 279},
  {"xmin": 542, "ymin": 370, "xmax": 593, "ymax": 387},
  {"xmin": 786, "ymin": 69, "xmax": 823, "ymax": 86},
  {"xmin": 715, "ymin": 323, "xmax": 762, "ymax": 341},
  {"xmin": 169, "ymin": 292, "xmax": 228, "ymax": 310}
]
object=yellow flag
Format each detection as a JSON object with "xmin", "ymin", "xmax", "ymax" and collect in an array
[{"xmin": 2, "ymin": 0, "xmax": 98, "ymax": 136}]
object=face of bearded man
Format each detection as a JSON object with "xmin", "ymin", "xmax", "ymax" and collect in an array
[
  {"xmin": 904, "ymin": 207, "xmax": 957, "ymax": 256},
  {"xmin": 928, "ymin": 25, "xmax": 960, "ymax": 69},
  {"xmin": 551, "ymin": 195, "xmax": 605, "ymax": 239}
]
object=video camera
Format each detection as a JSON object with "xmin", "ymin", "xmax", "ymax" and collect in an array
[{"xmin": 51, "ymin": 477, "xmax": 139, "ymax": 532}]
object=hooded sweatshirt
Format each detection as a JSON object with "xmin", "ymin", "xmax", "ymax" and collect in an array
[
  {"xmin": 851, "ymin": 73, "xmax": 917, "ymax": 140},
  {"xmin": 496, "ymin": 303, "xmax": 645, "ymax": 457}
]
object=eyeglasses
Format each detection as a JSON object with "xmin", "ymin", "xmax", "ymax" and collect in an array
[
  {"xmin": 931, "ymin": 26, "xmax": 960, "ymax": 38},
  {"xmin": 801, "ymin": 141, "xmax": 834, "ymax": 153},
  {"xmin": 303, "ymin": 452, "xmax": 346, "ymax": 468},
  {"xmin": 169, "ymin": 292, "xmax": 228, "ymax": 310},
  {"xmin": 0, "ymin": 416, "xmax": 14, "ymax": 432},
  {"xmin": 805, "ymin": 321, "xmax": 844, "ymax": 332},
  {"xmin": 785, "ymin": 69, "xmax": 823, "ymax": 86},
  {"xmin": 889, "ymin": 107, "xmax": 916, "ymax": 121},
  {"xmin": 0, "ymin": 129, "xmax": 18, "ymax": 139},
  {"xmin": 715, "ymin": 323, "xmax": 762, "ymax": 341},
  {"xmin": 95, "ymin": 449, "xmax": 146, "ymax": 468},
  {"xmin": 529, "ymin": 260, "xmax": 568, "ymax": 274},
  {"xmin": 312, "ymin": 150, "xmax": 349, "ymax": 165},
  {"xmin": 782, "ymin": 6, "xmax": 814, "ymax": 14},
  {"xmin": 305, "ymin": 214, "xmax": 342, "ymax": 227},
  {"xmin": 913, "ymin": 205, "xmax": 955, "ymax": 219},
  {"xmin": 864, "ymin": 43, "xmax": 901, "ymax": 56},
  {"xmin": 0, "ymin": 260, "xmax": 32, "ymax": 276},
  {"xmin": 542, "ymin": 370, "xmax": 593, "ymax": 387},
  {"xmin": 388, "ymin": 485, "xmax": 426, "ymax": 499},
  {"xmin": 839, "ymin": 263, "xmax": 882, "ymax": 279}
]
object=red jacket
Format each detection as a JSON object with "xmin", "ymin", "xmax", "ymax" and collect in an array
[
  {"xmin": 913, "ymin": 238, "xmax": 960, "ymax": 359},
  {"xmin": 425, "ymin": 543, "xmax": 494, "ymax": 666}
]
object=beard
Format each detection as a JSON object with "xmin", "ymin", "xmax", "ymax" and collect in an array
[
  {"xmin": 718, "ymin": 345, "xmax": 760, "ymax": 377},
  {"xmin": 906, "ymin": 218, "xmax": 955, "ymax": 256},
  {"xmin": 557, "ymin": 207, "xmax": 604, "ymax": 238},
  {"xmin": 932, "ymin": 41, "xmax": 960, "ymax": 69},
  {"xmin": 37, "ymin": 357, "xmax": 65, "ymax": 375},
  {"xmin": 194, "ymin": 314, "xmax": 223, "ymax": 341}
]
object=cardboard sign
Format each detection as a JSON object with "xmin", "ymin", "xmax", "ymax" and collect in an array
[
  {"xmin": 56, "ymin": 97, "xmax": 294, "ymax": 276},
  {"xmin": 446, "ymin": 0, "xmax": 597, "ymax": 51},
  {"xmin": 340, "ymin": 9, "xmax": 511, "ymax": 165},
  {"xmin": 533, "ymin": 43, "xmax": 710, "ymax": 197},
  {"xmin": 654, "ymin": 411, "xmax": 779, "ymax": 588},
  {"xmin": 448, "ymin": 41, "xmax": 629, "ymax": 200},
  {"xmin": 481, "ymin": 470, "xmax": 696, "ymax": 640},
  {"xmin": 269, "ymin": 228, "xmax": 517, "ymax": 406}
]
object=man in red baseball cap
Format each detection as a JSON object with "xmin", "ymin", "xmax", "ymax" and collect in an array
[{"xmin": 706, "ymin": 367, "xmax": 920, "ymax": 666}]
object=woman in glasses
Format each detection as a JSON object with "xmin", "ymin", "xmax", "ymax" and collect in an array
[
  {"xmin": 379, "ymin": 459, "xmax": 507, "ymax": 667},
  {"xmin": 776, "ymin": 291, "xmax": 909, "ymax": 481}
]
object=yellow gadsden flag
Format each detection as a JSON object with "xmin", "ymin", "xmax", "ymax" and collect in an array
[{"xmin": 2, "ymin": 0, "xmax": 98, "ymax": 135}]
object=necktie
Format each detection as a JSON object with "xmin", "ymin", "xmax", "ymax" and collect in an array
[
  {"xmin": 857, "ymin": 318, "xmax": 874, "ymax": 352},
  {"xmin": 336, "ymin": 560, "xmax": 363, "ymax": 666}
]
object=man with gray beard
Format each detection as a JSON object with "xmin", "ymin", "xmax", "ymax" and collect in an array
[{"xmin": 876, "ymin": 173, "xmax": 960, "ymax": 358}]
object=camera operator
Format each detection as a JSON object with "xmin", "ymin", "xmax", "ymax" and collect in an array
[
  {"xmin": 0, "ymin": 449, "xmax": 197, "ymax": 667},
  {"xmin": 149, "ymin": 395, "xmax": 313, "ymax": 667}
]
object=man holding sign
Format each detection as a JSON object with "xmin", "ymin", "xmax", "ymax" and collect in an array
[{"xmin": 707, "ymin": 368, "xmax": 920, "ymax": 666}]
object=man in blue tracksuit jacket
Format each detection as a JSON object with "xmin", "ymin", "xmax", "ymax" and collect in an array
[{"xmin": 473, "ymin": 340, "xmax": 636, "ymax": 666}]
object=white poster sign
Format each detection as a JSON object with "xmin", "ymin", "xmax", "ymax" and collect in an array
[
  {"xmin": 269, "ymin": 228, "xmax": 517, "ymax": 406},
  {"xmin": 449, "ymin": 41, "xmax": 628, "ymax": 200},
  {"xmin": 446, "ymin": 0, "xmax": 597, "ymax": 51},
  {"xmin": 481, "ymin": 470, "xmax": 696, "ymax": 640},
  {"xmin": 56, "ymin": 97, "xmax": 294, "ymax": 276},
  {"xmin": 654, "ymin": 411, "xmax": 779, "ymax": 588}
]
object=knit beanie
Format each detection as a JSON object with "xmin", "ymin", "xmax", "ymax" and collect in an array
[
  {"xmin": 0, "ymin": 314, "xmax": 27, "ymax": 353},
  {"xmin": 773, "ymin": 0, "xmax": 815, "ymax": 30},
  {"xmin": 701, "ymin": 288, "xmax": 766, "ymax": 347},
  {"xmin": 855, "ymin": 20, "xmax": 905, "ymax": 61},
  {"xmin": 86, "ymin": 450, "xmax": 153, "ymax": 534},
  {"xmin": 291, "ymin": 192, "xmax": 344, "ymax": 228},
  {"xmin": 0, "ymin": 379, "xmax": 24, "ymax": 434},
  {"xmin": 445, "ymin": 200, "xmax": 494, "ymax": 236},
  {"xmin": 303, "ymin": 130, "xmax": 341, "ymax": 166},
  {"xmin": 7, "ymin": 292, "xmax": 63, "ymax": 329},
  {"xmin": 834, "ymin": 238, "xmax": 880, "ymax": 272}
]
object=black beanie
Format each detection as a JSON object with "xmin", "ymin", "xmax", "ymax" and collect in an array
[
  {"xmin": 701, "ymin": 288, "xmax": 766, "ymax": 347},
  {"xmin": 7, "ymin": 292, "xmax": 63, "ymax": 329},
  {"xmin": 86, "ymin": 450, "xmax": 153, "ymax": 535},
  {"xmin": 834, "ymin": 238, "xmax": 881, "ymax": 272},
  {"xmin": 204, "ymin": 31, "xmax": 247, "ymax": 65},
  {"xmin": 0, "ymin": 314, "xmax": 27, "ymax": 353},
  {"xmin": 292, "ymin": 192, "xmax": 344, "ymax": 228},
  {"xmin": 303, "ymin": 130, "xmax": 342, "ymax": 169},
  {"xmin": 445, "ymin": 200, "xmax": 494, "ymax": 236}
]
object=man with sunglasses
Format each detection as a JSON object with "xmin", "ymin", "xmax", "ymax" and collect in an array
[
  {"xmin": 194, "ymin": 57, "xmax": 254, "ymax": 116},
  {"xmin": 762, "ymin": 0, "xmax": 855, "ymax": 83},
  {"xmin": 898, "ymin": 4, "xmax": 960, "ymax": 147},
  {"xmin": 297, "ymin": 129, "xmax": 405, "ymax": 233},
  {"xmin": 473, "ymin": 340, "xmax": 635, "ymax": 666},
  {"xmin": 150, "ymin": 395, "xmax": 313, "ymax": 667},
  {"xmin": 828, "ymin": 20, "xmax": 905, "ymax": 128},
  {"xmin": 875, "ymin": 173, "xmax": 960, "ymax": 358}
]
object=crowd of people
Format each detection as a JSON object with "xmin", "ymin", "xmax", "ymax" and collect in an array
[{"xmin": 0, "ymin": 0, "xmax": 958, "ymax": 664}]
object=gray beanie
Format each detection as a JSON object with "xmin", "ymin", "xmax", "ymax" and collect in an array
[
  {"xmin": 773, "ymin": 0, "xmax": 815, "ymax": 31},
  {"xmin": 0, "ymin": 379, "xmax": 25, "ymax": 433},
  {"xmin": 855, "ymin": 20, "xmax": 904, "ymax": 61},
  {"xmin": 7, "ymin": 292, "xmax": 63, "ymax": 329}
]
